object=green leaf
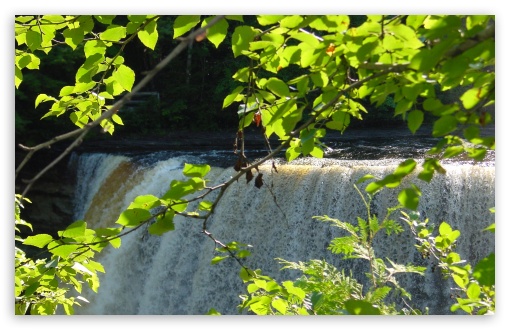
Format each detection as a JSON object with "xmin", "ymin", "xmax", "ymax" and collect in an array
[
  {"xmin": 206, "ymin": 308, "xmax": 222, "ymax": 315},
  {"xmin": 202, "ymin": 17, "xmax": 228, "ymax": 48},
  {"xmin": 112, "ymin": 65, "xmax": 135, "ymax": 92},
  {"xmin": 35, "ymin": 94, "xmax": 57, "ymax": 108},
  {"xmin": 250, "ymin": 296, "xmax": 272, "ymax": 315},
  {"xmin": 398, "ymin": 186, "xmax": 421, "ymax": 210},
  {"xmin": 466, "ymin": 282, "xmax": 481, "ymax": 300},
  {"xmin": 406, "ymin": 15, "xmax": 426, "ymax": 30},
  {"xmin": 47, "ymin": 241, "xmax": 79, "ymax": 259},
  {"xmin": 239, "ymin": 267, "xmax": 254, "ymax": 282},
  {"xmin": 443, "ymin": 146, "xmax": 464, "ymax": 158},
  {"xmin": 483, "ymin": 223, "xmax": 495, "ymax": 233},
  {"xmin": 310, "ymin": 71, "xmax": 329, "ymax": 88},
  {"xmin": 15, "ymin": 65, "xmax": 23, "ymax": 88},
  {"xmin": 130, "ymin": 194, "xmax": 160, "ymax": 209},
  {"xmin": 112, "ymin": 114, "xmax": 124, "ymax": 125},
  {"xmin": 138, "ymin": 20, "xmax": 158, "ymax": 50},
  {"xmin": 25, "ymin": 29, "xmax": 42, "ymax": 51},
  {"xmin": 211, "ymin": 256, "xmax": 229, "ymax": 265},
  {"xmin": 94, "ymin": 15, "xmax": 116, "ymax": 25},
  {"xmin": 173, "ymin": 15, "xmax": 201, "ymax": 38},
  {"xmin": 73, "ymin": 81, "xmax": 95, "ymax": 94},
  {"xmin": 432, "ymin": 115, "xmax": 457, "ymax": 137},
  {"xmin": 271, "ymin": 298, "xmax": 288, "ymax": 314},
  {"xmin": 148, "ymin": 211, "xmax": 175, "ymax": 236},
  {"xmin": 223, "ymin": 86, "xmax": 244, "ymax": 108},
  {"xmin": 163, "ymin": 177, "xmax": 205, "ymax": 200},
  {"xmin": 63, "ymin": 27, "xmax": 84, "ymax": 50},
  {"xmin": 23, "ymin": 234, "xmax": 53, "ymax": 248},
  {"xmin": 84, "ymin": 40, "xmax": 108, "ymax": 57},
  {"xmin": 460, "ymin": 86, "xmax": 489, "ymax": 110},
  {"xmin": 407, "ymin": 110, "xmax": 424, "ymax": 134},
  {"xmin": 395, "ymin": 99, "xmax": 413, "ymax": 116},
  {"xmin": 472, "ymin": 253, "xmax": 495, "ymax": 286},
  {"xmin": 61, "ymin": 220, "xmax": 86, "ymax": 238},
  {"xmin": 232, "ymin": 26, "xmax": 257, "ymax": 57},
  {"xmin": 356, "ymin": 174, "xmax": 376, "ymax": 184},
  {"xmin": 282, "ymin": 281, "xmax": 305, "ymax": 300},
  {"xmin": 116, "ymin": 208, "xmax": 152, "ymax": 227},
  {"xmin": 266, "ymin": 77, "xmax": 289, "ymax": 97},
  {"xmin": 285, "ymin": 145, "xmax": 301, "ymax": 162},
  {"xmin": 438, "ymin": 222, "xmax": 452, "ymax": 236},
  {"xmin": 310, "ymin": 15, "xmax": 349, "ymax": 32},
  {"xmin": 394, "ymin": 159, "xmax": 417, "ymax": 177},
  {"xmin": 183, "ymin": 163, "xmax": 211, "ymax": 178},
  {"xmin": 226, "ymin": 15, "xmax": 243, "ymax": 22},
  {"xmin": 198, "ymin": 200, "xmax": 213, "ymax": 211},
  {"xmin": 280, "ymin": 15, "xmax": 304, "ymax": 28},
  {"xmin": 59, "ymin": 86, "xmax": 75, "ymax": 97},
  {"xmin": 344, "ymin": 299, "xmax": 381, "ymax": 315},
  {"xmin": 257, "ymin": 15, "xmax": 285, "ymax": 26},
  {"xmin": 100, "ymin": 25, "xmax": 127, "ymax": 42},
  {"xmin": 409, "ymin": 48, "xmax": 440, "ymax": 73}
]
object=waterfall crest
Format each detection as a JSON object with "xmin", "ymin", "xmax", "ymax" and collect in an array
[{"xmin": 71, "ymin": 153, "xmax": 495, "ymax": 315}]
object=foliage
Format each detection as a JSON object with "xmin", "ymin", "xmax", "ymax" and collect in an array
[
  {"xmin": 401, "ymin": 210, "xmax": 495, "ymax": 315},
  {"xmin": 236, "ymin": 186, "xmax": 427, "ymax": 315},
  {"xmin": 221, "ymin": 14, "xmax": 494, "ymax": 201},
  {"xmin": 15, "ymin": 194, "xmax": 103, "ymax": 315},
  {"xmin": 15, "ymin": 15, "xmax": 495, "ymax": 315},
  {"xmin": 15, "ymin": 163, "xmax": 214, "ymax": 314}
]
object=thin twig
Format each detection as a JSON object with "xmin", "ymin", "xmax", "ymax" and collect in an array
[{"xmin": 16, "ymin": 15, "xmax": 226, "ymax": 200}]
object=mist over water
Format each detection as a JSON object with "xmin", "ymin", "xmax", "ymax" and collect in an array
[{"xmin": 69, "ymin": 149, "xmax": 495, "ymax": 315}]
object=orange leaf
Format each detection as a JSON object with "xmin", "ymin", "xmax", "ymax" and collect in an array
[
  {"xmin": 253, "ymin": 111, "xmax": 261, "ymax": 127},
  {"xmin": 326, "ymin": 43, "xmax": 335, "ymax": 56}
]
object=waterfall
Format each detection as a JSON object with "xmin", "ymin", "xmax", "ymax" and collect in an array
[{"xmin": 70, "ymin": 152, "xmax": 495, "ymax": 315}]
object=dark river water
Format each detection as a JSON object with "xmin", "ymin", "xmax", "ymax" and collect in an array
[{"xmin": 74, "ymin": 124, "xmax": 495, "ymax": 168}]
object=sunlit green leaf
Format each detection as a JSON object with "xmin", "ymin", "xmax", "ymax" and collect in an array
[
  {"xmin": 63, "ymin": 27, "xmax": 84, "ymax": 50},
  {"xmin": 257, "ymin": 15, "xmax": 285, "ymax": 26},
  {"xmin": 211, "ymin": 256, "xmax": 228, "ymax": 265},
  {"xmin": 60, "ymin": 220, "xmax": 87, "ymax": 238},
  {"xmin": 100, "ymin": 25, "xmax": 127, "ymax": 42},
  {"xmin": 15, "ymin": 66, "xmax": 23, "ymax": 88},
  {"xmin": 398, "ymin": 185, "xmax": 421, "ymax": 210},
  {"xmin": 173, "ymin": 15, "xmax": 201, "ymax": 38},
  {"xmin": 202, "ymin": 17, "xmax": 228, "ymax": 48},
  {"xmin": 163, "ymin": 177, "xmax": 205, "ymax": 200},
  {"xmin": 116, "ymin": 208, "xmax": 152, "ymax": 227},
  {"xmin": 232, "ymin": 25, "xmax": 258, "ymax": 57},
  {"xmin": 138, "ymin": 20, "xmax": 158, "ymax": 50},
  {"xmin": 47, "ymin": 241, "xmax": 80, "ymax": 259},
  {"xmin": 35, "ymin": 94, "xmax": 57, "ymax": 108},
  {"xmin": 460, "ymin": 86, "xmax": 489, "ymax": 110},
  {"xmin": 280, "ymin": 15, "xmax": 304, "ymax": 28},
  {"xmin": 183, "ymin": 163, "xmax": 211, "ymax": 178},
  {"xmin": 23, "ymin": 234, "xmax": 53, "ymax": 248},
  {"xmin": 266, "ymin": 77, "xmax": 289, "ymax": 97},
  {"xmin": 148, "ymin": 211, "xmax": 175, "ymax": 236},
  {"xmin": 112, "ymin": 65, "xmax": 135, "ymax": 92}
]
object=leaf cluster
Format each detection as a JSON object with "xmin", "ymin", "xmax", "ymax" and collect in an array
[{"xmin": 401, "ymin": 211, "xmax": 495, "ymax": 314}]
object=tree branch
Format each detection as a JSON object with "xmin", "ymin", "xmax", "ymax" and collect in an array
[{"xmin": 16, "ymin": 15, "xmax": 226, "ymax": 200}]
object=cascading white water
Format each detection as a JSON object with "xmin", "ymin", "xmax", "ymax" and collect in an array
[{"xmin": 70, "ymin": 152, "xmax": 495, "ymax": 315}]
